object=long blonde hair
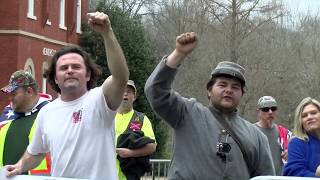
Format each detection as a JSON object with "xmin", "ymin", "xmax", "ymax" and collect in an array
[{"xmin": 294, "ymin": 97, "xmax": 320, "ymax": 141}]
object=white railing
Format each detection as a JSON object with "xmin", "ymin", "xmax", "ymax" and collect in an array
[
  {"xmin": 142, "ymin": 159, "xmax": 171, "ymax": 180},
  {"xmin": 0, "ymin": 173, "xmax": 86, "ymax": 180},
  {"xmin": 0, "ymin": 159, "xmax": 171, "ymax": 180},
  {"xmin": 251, "ymin": 176, "xmax": 319, "ymax": 180}
]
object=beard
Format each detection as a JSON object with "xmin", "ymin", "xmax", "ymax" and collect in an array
[
  {"xmin": 214, "ymin": 103, "xmax": 236, "ymax": 114},
  {"xmin": 211, "ymin": 99, "xmax": 238, "ymax": 114},
  {"xmin": 120, "ymin": 101, "xmax": 133, "ymax": 109}
]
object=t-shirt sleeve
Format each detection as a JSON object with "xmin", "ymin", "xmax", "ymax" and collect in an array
[{"xmin": 141, "ymin": 115, "xmax": 156, "ymax": 143}]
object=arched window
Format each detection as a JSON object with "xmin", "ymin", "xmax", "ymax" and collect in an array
[{"xmin": 24, "ymin": 58, "xmax": 35, "ymax": 78}]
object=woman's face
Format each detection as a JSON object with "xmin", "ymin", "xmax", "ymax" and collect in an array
[{"xmin": 301, "ymin": 103, "xmax": 320, "ymax": 136}]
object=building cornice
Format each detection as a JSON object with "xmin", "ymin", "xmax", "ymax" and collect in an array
[{"xmin": 0, "ymin": 29, "xmax": 76, "ymax": 46}]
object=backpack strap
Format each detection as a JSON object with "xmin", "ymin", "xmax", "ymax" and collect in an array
[
  {"xmin": 125, "ymin": 110, "xmax": 145, "ymax": 132},
  {"xmin": 29, "ymin": 101, "xmax": 49, "ymax": 115}
]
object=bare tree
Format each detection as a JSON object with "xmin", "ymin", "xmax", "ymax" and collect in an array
[
  {"xmin": 90, "ymin": 0, "xmax": 155, "ymax": 17},
  {"xmin": 202, "ymin": 0, "xmax": 285, "ymax": 62}
]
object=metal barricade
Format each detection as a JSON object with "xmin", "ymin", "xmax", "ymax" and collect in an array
[{"xmin": 142, "ymin": 159, "xmax": 170, "ymax": 180}]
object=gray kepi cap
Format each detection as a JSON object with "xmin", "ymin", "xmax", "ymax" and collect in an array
[{"xmin": 206, "ymin": 61, "xmax": 246, "ymax": 89}]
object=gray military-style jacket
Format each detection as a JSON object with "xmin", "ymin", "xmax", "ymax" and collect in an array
[{"xmin": 144, "ymin": 58, "xmax": 275, "ymax": 180}]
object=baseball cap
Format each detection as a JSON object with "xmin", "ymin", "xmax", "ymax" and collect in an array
[
  {"xmin": 207, "ymin": 61, "xmax": 246, "ymax": 89},
  {"xmin": 127, "ymin": 80, "xmax": 137, "ymax": 93},
  {"xmin": 1, "ymin": 70, "xmax": 36, "ymax": 93},
  {"xmin": 257, "ymin": 96, "xmax": 277, "ymax": 108}
]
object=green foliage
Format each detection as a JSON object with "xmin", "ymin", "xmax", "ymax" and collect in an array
[{"xmin": 79, "ymin": 3, "xmax": 169, "ymax": 159}]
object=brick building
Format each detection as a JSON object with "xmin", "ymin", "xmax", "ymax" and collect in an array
[{"xmin": 0, "ymin": 0, "xmax": 88, "ymax": 109}]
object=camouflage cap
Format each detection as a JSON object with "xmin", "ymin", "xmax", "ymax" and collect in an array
[
  {"xmin": 127, "ymin": 80, "xmax": 137, "ymax": 94},
  {"xmin": 1, "ymin": 70, "xmax": 36, "ymax": 93},
  {"xmin": 257, "ymin": 96, "xmax": 277, "ymax": 108}
]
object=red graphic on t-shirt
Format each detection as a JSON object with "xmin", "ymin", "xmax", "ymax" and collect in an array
[{"xmin": 72, "ymin": 110, "xmax": 82, "ymax": 123}]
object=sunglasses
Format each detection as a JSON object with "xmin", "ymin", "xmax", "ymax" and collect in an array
[{"xmin": 260, "ymin": 107, "xmax": 277, "ymax": 112}]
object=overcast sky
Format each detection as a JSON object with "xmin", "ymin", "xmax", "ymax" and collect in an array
[{"xmin": 283, "ymin": 0, "xmax": 320, "ymax": 15}]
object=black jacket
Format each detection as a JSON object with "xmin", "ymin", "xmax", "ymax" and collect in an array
[{"xmin": 117, "ymin": 131, "xmax": 155, "ymax": 180}]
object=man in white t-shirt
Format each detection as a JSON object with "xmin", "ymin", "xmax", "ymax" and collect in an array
[{"xmin": 5, "ymin": 11, "xmax": 129, "ymax": 179}]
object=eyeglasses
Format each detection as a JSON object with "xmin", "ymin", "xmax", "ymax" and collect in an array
[{"xmin": 260, "ymin": 107, "xmax": 277, "ymax": 112}]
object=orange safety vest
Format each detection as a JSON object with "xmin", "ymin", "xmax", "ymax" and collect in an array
[{"xmin": 0, "ymin": 120, "xmax": 51, "ymax": 175}]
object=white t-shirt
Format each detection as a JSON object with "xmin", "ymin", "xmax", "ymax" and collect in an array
[{"xmin": 28, "ymin": 87, "xmax": 117, "ymax": 179}]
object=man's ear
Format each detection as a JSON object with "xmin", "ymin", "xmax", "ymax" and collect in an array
[
  {"xmin": 207, "ymin": 90, "xmax": 211, "ymax": 100},
  {"xmin": 26, "ymin": 87, "xmax": 34, "ymax": 95},
  {"xmin": 133, "ymin": 94, "xmax": 137, "ymax": 102}
]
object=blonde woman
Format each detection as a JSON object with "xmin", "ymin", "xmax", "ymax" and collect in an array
[{"xmin": 283, "ymin": 97, "xmax": 320, "ymax": 177}]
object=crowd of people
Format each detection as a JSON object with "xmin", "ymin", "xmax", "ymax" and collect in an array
[{"xmin": 0, "ymin": 11, "xmax": 319, "ymax": 180}]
